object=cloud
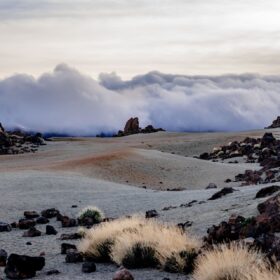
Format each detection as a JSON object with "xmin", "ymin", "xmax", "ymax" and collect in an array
[{"xmin": 0, "ymin": 64, "xmax": 279, "ymax": 135}]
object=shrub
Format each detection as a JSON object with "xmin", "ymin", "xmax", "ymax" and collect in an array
[
  {"xmin": 110, "ymin": 217, "xmax": 200, "ymax": 271},
  {"xmin": 121, "ymin": 242, "xmax": 159, "ymax": 268},
  {"xmin": 78, "ymin": 216, "xmax": 146, "ymax": 261},
  {"xmin": 193, "ymin": 244, "xmax": 270, "ymax": 280},
  {"xmin": 79, "ymin": 215, "xmax": 200, "ymax": 271},
  {"xmin": 78, "ymin": 206, "xmax": 104, "ymax": 225}
]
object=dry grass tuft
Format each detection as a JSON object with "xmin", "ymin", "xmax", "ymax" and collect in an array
[
  {"xmin": 193, "ymin": 243, "xmax": 280, "ymax": 280},
  {"xmin": 78, "ymin": 215, "xmax": 200, "ymax": 270}
]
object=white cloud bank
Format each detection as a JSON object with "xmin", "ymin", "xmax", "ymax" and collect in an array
[{"xmin": 0, "ymin": 64, "xmax": 279, "ymax": 135}]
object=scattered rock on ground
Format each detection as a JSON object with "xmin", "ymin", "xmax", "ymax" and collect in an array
[
  {"xmin": 0, "ymin": 249, "xmax": 8, "ymax": 266},
  {"xmin": 0, "ymin": 222, "xmax": 12, "ymax": 232},
  {"xmin": 145, "ymin": 210, "xmax": 159, "ymax": 218},
  {"xmin": 23, "ymin": 227, "xmax": 41, "ymax": 238},
  {"xmin": 82, "ymin": 261, "xmax": 96, "ymax": 273},
  {"xmin": 4, "ymin": 254, "xmax": 45, "ymax": 279},
  {"xmin": 255, "ymin": 185, "xmax": 280, "ymax": 199},
  {"xmin": 46, "ymin": 225, "xmax": 57, "ymax": 235},
  {"xmin": 208, "ymin": 187, "xmax": 236, "ymax": 200}
]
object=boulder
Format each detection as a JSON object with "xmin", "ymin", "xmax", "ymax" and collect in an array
[
  {"xmin": 206, "ymin": 183, "xmax": 217, "ymax": 189},
  {"xmin": 255, "ymin": 185, "xmax": 280, "ymax": 199},
  {"xmin": 124, "ymin": 117, "xmax": 140, "ymax": 135},
  {"xmin": 61, "ymin": 216, "xmax": 77, "ymax": 227},
  {"xmin": 4, "ymin": 254, "xmax": 45, "ymax": 279}
]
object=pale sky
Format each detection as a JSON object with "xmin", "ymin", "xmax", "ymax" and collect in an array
[{"xmin": 1, "ymin": 0, "xmax": 280, "ymax": 79}]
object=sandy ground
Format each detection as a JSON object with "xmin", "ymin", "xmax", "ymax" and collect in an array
[{"xmin": 0, "ymin": 128, "xmax": 280, "ymax": 279}]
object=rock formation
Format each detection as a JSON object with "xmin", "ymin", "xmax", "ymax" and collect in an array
[
  {"xmin": 116, "ymin": 117, "xmax": 165, "ymax": 137},
  {"xmin": 266, "ymin": 116, "xmax": 280, "ymax": 129}
]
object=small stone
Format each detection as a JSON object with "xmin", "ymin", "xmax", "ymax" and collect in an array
[
  {"xmin": 206, "ymin": 183, "xmax": 217, "ymax": 189},
  {"xmin": 61, "ymin": 243, "xmax": 77, "ymax": 254},
  {"xmin": 36, "ymin": 216, "xmax": 49, "ymax": 224},
  {"xmin": 18, "ymin": 219, "xmax": 36, "ymax": 230},
  {"xmin": 65, "ymin": 249, "xmax": 83, "ymax": 263},
  {"xmin": 113, "ymin": 268, "xmax": 134, "ymax": 280},
  {"xmin": 145, "ymin": 210, "xmax": 159, "ymax": 218},
  {"xmin": 71, "ymin": 205, "xmax": 78, "ymax": 208},
  {"xmin": 46, "ymin": 225, "xmax": 57, "ymax": 235},
  {"xmin": 23, "ymin": 227, "xmax": 41, "ymax": 237},
  {"xmin": 10, "ymin": 222, "xmax": 17, "ymax": 228},
  {"xmin": 24, "ymin": 211, "xmax": 40, "ymax": 219},
  {"xmin": 82, "ymin": 261, "xmax": 96, "ymax": 273},
  {"xmin": 60, "ymin": 233, "xmax": 82, "ymax": 240},
  {"xmin": 46, "ymin": 269, "xmax": 60, "ymax": 275},
  {"xmin": 61, "ymin": 216, "xmax": 77, "ymax": 227},
  {"xmin": 41, "ymin": 208, "xmax": 60, "ymax": 219},
  {"xmin": 26, "ymin": 242, "xmax": 32, "ymax": 245},
  {"xmin": 0, "ymin": 249, "xmax": 8, "ymax": 266},
  {"xmin": 0, "ymin": 222, "xmax": 12, "ymax": 232}
]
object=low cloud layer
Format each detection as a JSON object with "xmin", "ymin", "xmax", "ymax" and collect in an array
[{"xmin": 0, "ymin": 64, "xmax": 279, "ymax": 135}]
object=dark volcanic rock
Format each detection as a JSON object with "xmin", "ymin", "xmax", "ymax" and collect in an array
[
  {"xmin": 41, "ymin": 208, "xmax": 60, "ymax": 219},
  {"xmin": 36, "ymin": 216, "xmax": 49, "ymax": 224},
  {"xmin": 124, "ymin": 117, "xmax": 140, "ymax": 135},
  {"xmin": 61, "ymin": 243, "xmax": 77, "ymax": 254},
  {"xmin": 4, "ymin": 254, "xmax": 45, "ymax": 279},
  {"xmin": 208, "ymin": 187, "xmax": 236, "ymax": 200},
  {"xmin": 60, "ymin": 233, "xmax": 82, "ymax": 240},
  {"xmin": 255, "ymin": 185, "xmax": 280, "ymax": 199},
  {"xmin": 61, "ymin": 216, "xmax": 77, "ymax": 227},
  {"xmin": 145, "ymin": 210, "xmax": 159, "ymax": 218},
  {"xmin": 0, "ymin": 222, "xmax": 12, "ymax": 232},
  {"xmin": 116, "ymin": 117, "xmax": 164, "ymax": 137},
  {"xmin": 257, "ymin": 193, "xmax": 280, "ymax": 215},
  {"xmin": 46, "ymin": 225, "xmax": 57, "ymax": 235},
  {"xmin": 24, "ymin": 211, "xmax": 39, "ymax": 219},
  {"xmin": 65, "ymin": 249, "xmax": 83, "ymax": 263},
  {"xmin": 266, "ymin": 116, "xmax": 280, "ymax": 129},
  {"xmin": 0, "ymin": 249, "xmax": 8, "ymax": 266},
  {"xmin": 23, "ymin": 227, "xmax": 41, "ymax": 238},
  {"xmin": 82, "ymin": 261, "xmax": 96, "ymax": 273},
  {"xmin": 18, "ymin": 219, "xmax": 36, "ymax": 230},
  {"xmin": 46, "ymin": 269, "xmax": 60, "ymax": 275}
]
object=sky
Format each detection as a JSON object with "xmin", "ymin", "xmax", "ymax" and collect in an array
[
  {"xmin": 0, "ymin": 0, "xmax": 280, "ymax": 134},
  {"xmin": 1, "ymin": 0, "xmax": 280, "ymax": 79}
]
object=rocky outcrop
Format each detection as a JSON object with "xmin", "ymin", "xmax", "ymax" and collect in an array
[
  {"xmin": 266, "ymin": 116, "xmax": 280, "ymax": 129},
  {"xmin": 199, "ymin": 133, "xmax": 280, "ymax": 186},
  {"xmin": 205, "ymin": 193, "xmax": 280, "ymax": 262},
  {"xmin": 0, "ymin": 122, "xmax": 46, "ymax": 155},
  {"xmin": 115, "ymin": 117, "xmax": 165, "ymax": 137}
]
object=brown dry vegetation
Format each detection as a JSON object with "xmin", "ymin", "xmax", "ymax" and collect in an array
[
  {"xmin": 193, "ymin": 244, "xmax": 279, "ymax": 280},
  {"xmin": 78, "ymin": 215, "xmax": 200, "ymax": 271}
]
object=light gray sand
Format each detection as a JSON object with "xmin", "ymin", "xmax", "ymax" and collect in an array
[{"xmin": 1, "ymin": 129, "xmax": 280, "ymax": 279}]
